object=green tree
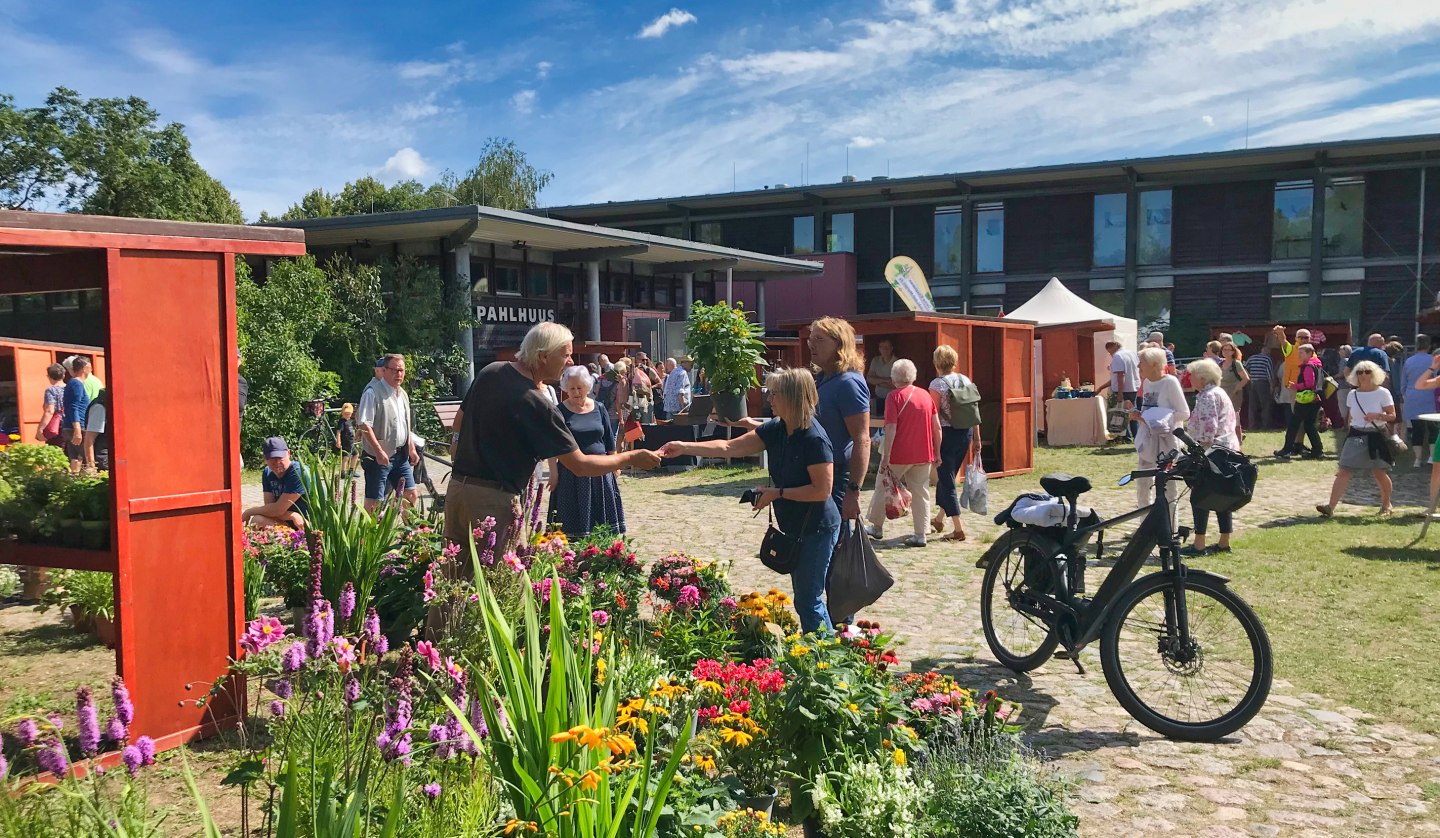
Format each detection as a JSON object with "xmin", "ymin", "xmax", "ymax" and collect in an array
[
  {"xmin": 447, "ymin": 137, "xmax": 553, "ymax": 210},
  {"xmin": 236, "ymin": 257, "xmax": 339, "ymax": 458},
  {"xmin": 0, "ymin": 93, "xmax": 68, "ymax": 209},
  {"xmin": 49, "ymin": 88, "xmax": 244, "ymax": 224}
]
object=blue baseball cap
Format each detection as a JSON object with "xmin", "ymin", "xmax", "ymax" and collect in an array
[{"xmin": 263, "ymin": 437, "xmax": 290, "ymax": 459}]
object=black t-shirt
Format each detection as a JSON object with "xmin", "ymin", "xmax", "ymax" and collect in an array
[
  {"xmin": 453, "ymin": 362, "xmax": 578, "ymax": 493},
  {"xmin": 755, "ymin": 418, "xmax": 840, "ymax": 537}
]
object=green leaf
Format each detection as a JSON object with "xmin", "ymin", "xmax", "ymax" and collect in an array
[{"xmin": 219, "ymin": 758, "xmax": 265, "ymax": 787}]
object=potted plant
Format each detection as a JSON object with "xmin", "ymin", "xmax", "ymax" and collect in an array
[
  {"xmin": 74, "ymin": 474, "xmax": 110, "ymax": 551},
  {"xmin": 686, "ymin": 301, "xmax": 767, "ymax": 422}
]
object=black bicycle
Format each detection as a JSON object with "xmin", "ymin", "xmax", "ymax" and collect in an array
[
  {"xmin": 978, "ymin": 428, "xmax": 1271, "ymax": 742},
  {"xmin": 296, "ymin": 397, "xmax": 339, "ymax": 457}
]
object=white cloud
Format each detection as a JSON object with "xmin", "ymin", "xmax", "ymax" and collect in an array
[
  {"xmin": 397, "ymin": 60, "xmax": 450, "ymax": 80},
  {"xmin": 849, "ymin": 135, "xmax": 885, "ymax": 149},
  {"xmin": 379, "ymin": 147, "xmax": 431, "ymax": 181},
  {"xmin": 637, "ymin": 8, "xmax": 697, "ymax": 39},
  {"xmin": 1202, "ymin": 115, "xmax": 1214, "ymax": 127},
  {"xmin": 537, "ymin": 60, "xmax": 553, "ymax": 79},
  {"xmin": 512, "ymin": 89, "xmax": 537, "ymax": 114}
]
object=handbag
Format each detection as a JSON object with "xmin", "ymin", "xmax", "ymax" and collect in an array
[
  {"xmin": 880, "ymin": 465, "xmax": 912, "ymax": 520},
  {"xmin": 42, "ymin": 409, "xmax": 63, "ymax": 440},
  {"xmin": 826, "ymin": 524, "xmax": 894, "ymax": 619},
  {"xmin": 757, "ymin": 429, "xmax": 817, "ymax": 574},
  {"xmin": 1354, "ymin": 390, "xmax": 1405, "ymax": 459}
]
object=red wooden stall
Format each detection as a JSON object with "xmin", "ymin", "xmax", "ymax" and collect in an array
[
  {"xmin": 793, "ymin": 312, "xmax": 1035, "ymax": 478},
  {"xmin": 0, "ymin": 210, "xmax": 306, "ymax": 763},
  {"xmin": 1, "ymin": 337, "xmax": 107, "ymax": 440}
]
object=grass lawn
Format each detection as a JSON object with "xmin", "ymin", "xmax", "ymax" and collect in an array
[{"xmin": 1014, "ymin": 428, "xmax": 1440, "ymax": 735}]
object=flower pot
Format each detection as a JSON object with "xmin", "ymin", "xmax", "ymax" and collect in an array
[
  {"xmin": 70, "ymin": 604, "xmax": 95, "ymax": 633},
  {"xmin": 20, "ymin": 567, "xmax": 49, "ymax": 602},
  {"xmin": 93, "ymin": 615, "xmax": 117, "ymax": 649},
  {"xmin": 712, "ymin": 390, "xmax": 748, "ymax": 423},
  {"xmin": 742, "ymin": 785, "xmax": 779, "ymax": 819},
  {"xmin": 801, "ymin": 817, "xmax": 829, "ymax": 838},
  {"xmin": 79, "ymin": 521, "xmax": 109, "ymax": 551},
  {"xmin": 58, "ymin": 518, "xmax": 84, "ymax": 548}
]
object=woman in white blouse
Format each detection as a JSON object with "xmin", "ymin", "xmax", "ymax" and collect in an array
[
  {"xmin": 1183, "ymin": 359, "xmax": 1239, "ymax": 555},
  {"xmin": 1129, "ymin": 346, "xmax": 1190, "ymax": 513}
]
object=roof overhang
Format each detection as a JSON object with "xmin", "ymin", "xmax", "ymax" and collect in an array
[{"xmin": 267, "ymin": 205, "xmax": 823, "ymax": 276}]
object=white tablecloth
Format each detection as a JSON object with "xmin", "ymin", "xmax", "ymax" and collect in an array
[{"xmin": 1044, "ymin": 397, "xmax": 1109, "ymax": 446}]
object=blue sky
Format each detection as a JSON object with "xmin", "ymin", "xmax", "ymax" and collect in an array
[{"xmin": 5, "ymin": 0, "xmax": 1440, "ymax": 219}]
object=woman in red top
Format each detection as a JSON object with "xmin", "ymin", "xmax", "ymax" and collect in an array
[{"xmin": 865, "ymin": 358, "xmax": 942, "ymax": 547}]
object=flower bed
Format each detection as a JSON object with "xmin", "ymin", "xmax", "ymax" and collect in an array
[{"xmin": 2, "ymin": 488, "xmax": 1077, "ymax": 837}]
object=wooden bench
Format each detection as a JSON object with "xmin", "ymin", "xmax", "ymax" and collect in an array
[{"xmin": 433, "ymin": 400, "xmax": 462, "ymax": 432}]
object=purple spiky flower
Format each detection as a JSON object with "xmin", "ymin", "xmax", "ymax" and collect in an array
[{"xmin": 76, "ymin": 686, "xmax": 101, "ymax": 757}]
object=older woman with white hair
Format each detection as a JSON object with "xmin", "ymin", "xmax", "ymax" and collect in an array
[
  {"xmin": 1316, "ymin": 359, "xmax": 1396, "ymax": 517},
  {"xmin": 1130, "ymin": 346, "xmax": 1190, "ymax": 510},
  {"xmin": 866, "ymin": 358, "xmax": 941, "ymax": 547},
  {"xmin": 548, "ymin": 365, "xmax": 626, "ymax": 535},
  {"xmin": 1182, "ymin": 359, "xmax": 1239, "ymax": 555}
]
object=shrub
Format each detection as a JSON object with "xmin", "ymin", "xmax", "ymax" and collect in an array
[
  {"xmin": 914, "ymin": 726, "xmax": 1078, "ymax": 838},
  {"xmin": 0, "ymin": 565, "xmax": 19, "ymax": 599}
]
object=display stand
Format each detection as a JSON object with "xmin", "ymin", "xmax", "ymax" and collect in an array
[{"xmin": 0, "ymin": 210, "xmax": 306, "ymax": 768}]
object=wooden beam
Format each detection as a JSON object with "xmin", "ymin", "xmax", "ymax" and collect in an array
[{"xmin": 552, "ymin": 245, "xmax": 650, "ymax": 263}]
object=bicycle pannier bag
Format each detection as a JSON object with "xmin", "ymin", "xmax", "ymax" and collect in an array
[
  {"xmin": 946, "ymin": 374, "xmax": 983, "ymax": 429},
  {"xmin": 1189, "ymin": 447, "xmax": 1257, "ymax": 513}
]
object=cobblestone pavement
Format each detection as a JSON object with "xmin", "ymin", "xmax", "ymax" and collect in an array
[
  {"xmin": 615, "ymin": 462, "xmax": 1440, "ymax": 838},
  {"xmin": 239, "ymin": 453, "xmax": 1440, "ymax": 836}
]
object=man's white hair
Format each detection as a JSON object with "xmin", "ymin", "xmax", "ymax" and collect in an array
[{"xmin": 517, "ymin": 321, "xmax": 574, "ymax": 368}]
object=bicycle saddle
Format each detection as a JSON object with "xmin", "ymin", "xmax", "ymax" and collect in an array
[{"xmin": 1040, "ymin": 472, "xmax": 1091, "ymax": 500}]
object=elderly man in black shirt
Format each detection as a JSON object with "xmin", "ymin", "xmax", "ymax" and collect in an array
[{"xmin": 446, "ymin": 322, "xmax": 662, "ymax": 556}]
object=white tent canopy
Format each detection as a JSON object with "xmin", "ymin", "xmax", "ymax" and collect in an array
[{"xmin": 1010, "ymin": 277, "xmax": 1138, "ymax": 432}]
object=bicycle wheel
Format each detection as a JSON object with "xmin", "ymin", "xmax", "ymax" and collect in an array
[
  {"xmin": 979, "ymin": 530, "xmax": 1062, "ymax": 673},
  {"xmin": 297, "ymin": 423, "xmax": 331, "ymax": 458},
  {"xmin": 1100, "ymin": 572, "xmax": 1272, "ymax": 742}
]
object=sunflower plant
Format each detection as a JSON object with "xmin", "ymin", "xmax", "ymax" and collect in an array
[{"xmin": 684, "ymin": 301, "xmax": 767, "ymax": 397}]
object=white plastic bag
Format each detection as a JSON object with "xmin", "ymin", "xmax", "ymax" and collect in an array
[{"xmin": 960, "ymin": 461, "xmax": 988, "ymax": 515}]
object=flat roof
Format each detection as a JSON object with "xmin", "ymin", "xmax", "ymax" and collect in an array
[
  {"xmin": 540, "ymin": 132, "xmax": 1440, "ymax": 220},
  {"xmin": 268, "ymin": 204, "xmax": 823, "ymax": 276}
]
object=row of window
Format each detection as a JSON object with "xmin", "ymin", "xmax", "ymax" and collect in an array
[
  {"xmin": 0, "ymin": 290, "xmax": 103, "ymax": 314},
  {"xmin": 470, "ymin": 261, "xmax": 702, "ymax": 310}
]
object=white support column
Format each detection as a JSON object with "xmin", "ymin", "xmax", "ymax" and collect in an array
[
  {"xmin": 454, "ymin": 244, "xmax": 475, "ymax": 391},
  {"xmin": 756, "ymin": 279, "xmax": 767, "ymax": 331},
  {"xmin": 725, "ymin": 266, "xmax": 733, "ymax": 306},
  {"xmin": 586, "ymin": 261, "xmax": 602, "ymax": 343},
  {"xmin": 683, "ymin": 272, "xmax": 694, "ymax": 313}
]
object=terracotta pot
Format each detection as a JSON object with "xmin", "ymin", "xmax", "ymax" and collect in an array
[
  {"xmin": 712, "ymin": 390, "xmax": 748, "ymax": 423},
  {"xmin": 93, "ymin": 615, "xmax": 117, "ymax": 649},
  {"xmin": 20, "ymin": 567, "xmax": 49, "ymax": 602}
]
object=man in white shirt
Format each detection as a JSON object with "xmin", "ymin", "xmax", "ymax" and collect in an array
[
  {"xmin": 357, "ymin": 353, "xmax": 419, "ymax": 511},
  {"xmin": 1107, "ymin": 341, "xmax": 1141, "ymax": 441},
  {"xmin": 662, "ymin": 357, "xmax": 691, "ymax": 415}
]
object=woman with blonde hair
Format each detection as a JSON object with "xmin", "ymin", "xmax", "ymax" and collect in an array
[
  {"xmin": 659, "ymin": 368, "xmax": 841, "ymax": 632},
  {"xmin": 866, "ymin": 358, "xmax": 941, "ymax": 547},
  {"xmin": 335, "ymin": 402, "xmax": 360, "ymax": 475},
  {"xmin": 929, "ymin": 344, "xmax": 975, "ymax": 541},
  {"xmin": 1317, "ymin": 359, "xmax": 1396, "ymax": 517},
  {"xmin": 1218, "ymin": 342, "xmax": 1249, "ymax": 436},
  {"xmin": 1182, "ymin": 359, "xmax": 1239, "ymax": 554},
  {"xmin": 808, "ymin": 317, "xmax": 871, "ymax": 525},
  {"xmin": 1130, "ymin": 346, "xmax": 1189, "ymax": 510}
]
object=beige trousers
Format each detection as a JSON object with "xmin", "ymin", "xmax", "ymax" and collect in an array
[{"xmin": 866, "ymin": 461, "xmax": 932, "ymax": 539}]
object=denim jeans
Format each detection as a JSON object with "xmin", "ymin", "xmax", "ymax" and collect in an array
[
  {"xmin": 791, "ymin": 519, "xmax": 841, "ymax": 634},
  {"xmin": 935, "ymin": 426, "xmax": 972, "ymax": 517}
]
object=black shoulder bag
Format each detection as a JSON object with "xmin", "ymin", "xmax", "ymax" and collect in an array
[{"xmin": 757, "ymin": 429, "xmax": 817, "ymax": 574}]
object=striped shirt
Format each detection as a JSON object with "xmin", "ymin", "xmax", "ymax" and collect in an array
[{"xmin": 1243, "ymin": 353, "xmax": 1273, "ymax": 382}]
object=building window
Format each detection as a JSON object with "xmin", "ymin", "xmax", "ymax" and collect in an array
[
  {"xmin": 469, "ymin": 259, "xmax": 490, "ymax": 296},
  {"xmin": 528, "ymin": 266, "xmax": 551, "ymax": 297},
  {"xmin": 793, "ymin": 216, "xmax": 815, "ymax": 254},
  {"xmin": 655, "ymin": 279, "xmax": 673, "ymax": 308},
  {"xmin": 1135, "ymin": 288, "xmax": 1172, "ymax": 343},
  {"xmin": 658, "ymin": 223, "xmax": 684, "ymax": 239},
  {"xmin": 49, "ymin": 291, "xmax": 80, "ymax": 311},
  {"xmin": 556, "ymin": 270, "xmax": 576, "ymax": 299},
  {"xmin": 933, "ymin": 207, "xmax": 963, "ymax": 276},
  {"xmin": 607, "ymin": 273, "xmax": 627, "ymax": 304},
  {"xmin": 974, "ymin": 203, "xmax": 1004, "ymax": 273},
  {"xmin": 696, "ymin": 222, "xmax": 722, "ymax": 245},
  {"xmin": 826, "ymin": 213, "xmax": 854, "ymax": 253},
  {"xmin": 632, "ymin": 276, "xmax": 652, "ymax": 307},
  {"xmin": 1093, "ymin": 193, "xmax": 1127, "ymax": 268},
  {"xmin": 1138, "ymin": 190, "xmax": 1172, "ymax": 265},
  {"xmin": 1273, "ymin": 180, "xmax": 1313, "ymax": 260},
  {"xmin": 970, "ymin": 295, "xmax": 1004, "ymax": 317},
  {"xmin": 1324, "ymin": 178, "xmax": 1364, "ymax": 258},
  {"xmin": 494, "ymin": 264, "xmax": 521, "ymax": 295}
]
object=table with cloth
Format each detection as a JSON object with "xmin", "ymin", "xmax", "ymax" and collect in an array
[{"xmin": 1044, "ymin": 396, "xmax": 1109, "ymax": 446}]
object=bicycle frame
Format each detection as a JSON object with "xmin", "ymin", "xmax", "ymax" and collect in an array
[{"xmin": 1043, "ymin": 462, "xmax": 1193, "ymax": 649}]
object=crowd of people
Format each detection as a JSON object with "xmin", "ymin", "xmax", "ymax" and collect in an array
[{"xmin": 33, "ymin": 354, "xmax": 107, "ymax": 474}]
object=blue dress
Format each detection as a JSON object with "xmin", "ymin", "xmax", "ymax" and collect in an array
[{"xmin": 548, "ymin": 401, "xmax": 626, "ymax": 535}]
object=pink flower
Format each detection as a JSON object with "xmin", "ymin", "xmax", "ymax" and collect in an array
[
  {"xmin": 591, "ymin": 609, "xmax": 610, "ymax": 627},
  {"xmin": 415, "ymin": 641, "xmax": 443, "ymax": 671},
  {"xmin": 422, "ymin": 568, "xmax": 436, "ymax": 603},
  {"xmin": 443, "ymin": 657, "xmax": 465, "ymax": 683},
  {"xmin": 677, "ymin": 585, "xmax": 701, "ymax": 608},
  {"xmin": 240, "ymin": 616, "xmax": 288, "ymax": 654},
  {"xmin": 502, "ymin": 551, "xmax": 526, "ymax": 573},
  {"xmin": 332, "ymin": 636, "xmax": 358, "ymax": 669}
]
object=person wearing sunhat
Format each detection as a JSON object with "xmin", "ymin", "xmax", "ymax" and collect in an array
[{"xmin": 242, "ymin": 436, "xmax": 308, "ymax": 528}]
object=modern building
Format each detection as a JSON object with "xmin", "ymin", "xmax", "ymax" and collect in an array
[
  {"xmin": 540, "ymin": 134, "xmax": 1440, "ymax": 351},
  {"xmin": 269, "ymin": 204, "xmax": 823, "ymax": 383}
]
